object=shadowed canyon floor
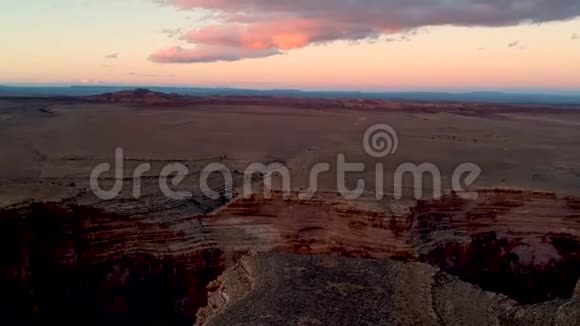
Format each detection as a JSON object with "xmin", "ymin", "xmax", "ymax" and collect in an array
[{"xmin": 1, "ymin": 94, "xmax": 580, "ymax": 324}]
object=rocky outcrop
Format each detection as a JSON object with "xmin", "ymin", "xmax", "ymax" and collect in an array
[{"xmin": 197, "ymin": 253, "xmax": 579, "ymax": 326}]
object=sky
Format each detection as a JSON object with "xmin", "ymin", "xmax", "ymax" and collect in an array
[{"xmin": 1, "ymin": 0, "xmax": 580, "ymax": 92}]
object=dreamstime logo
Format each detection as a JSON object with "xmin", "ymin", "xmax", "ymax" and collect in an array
[
  {"xmin": 363, "ymin": 123, "xmax": 399, "ymax": 158},
  {"xmin": 90, "ymin": 124, "xmax": 482, "ymax": 202}
]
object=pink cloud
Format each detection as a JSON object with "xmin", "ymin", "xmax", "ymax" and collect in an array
[
  {"xmin": 149, "ymin": 45, "xmax": 280, "ymax": 63},
  {"xmin": 152, "ymin": 0, "xmax": 580, "ymax": 63},
  {"xmin": 182, "ymin": 16, "xmax": 401, "ymax": 49}
]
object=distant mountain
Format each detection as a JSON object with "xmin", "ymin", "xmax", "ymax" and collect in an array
[
  {"xmin": 0, "ymin": 85, "xmax": 579, "ymax": 106},
  {"xmin": 84, "ymin": 88, "xmax": 187, "ymax": 105}
]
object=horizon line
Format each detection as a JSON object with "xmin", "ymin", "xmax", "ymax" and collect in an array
[{"xmin": 1, "ymin": 83, "xmax": 580, "ymax": 96}]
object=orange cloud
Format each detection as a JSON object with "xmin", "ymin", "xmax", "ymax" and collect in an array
[
  {"xmin": 151, "ymin": 0, "xmax": 580, "ymax": 63},
  {"xmin": 182, "ymin": 19, "xmax": 327, "ymax": 50}
]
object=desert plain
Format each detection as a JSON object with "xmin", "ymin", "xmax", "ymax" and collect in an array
[{"xmin": 0, "ymin": 91, "xmax": 579, "ymax": 325}]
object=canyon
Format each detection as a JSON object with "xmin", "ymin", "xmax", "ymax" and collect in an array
[{"xmin": 1, "ymin": 189, "xmax": 579, "ymax": 325}]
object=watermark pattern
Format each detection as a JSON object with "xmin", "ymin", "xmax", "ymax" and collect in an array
[
  {"xmin": 363, "ymin": 123, "xmax": 399, "ymax": 158},
  {"xmin": 90, "ymin": 124, "xmax": 481, "ymax": 201}
]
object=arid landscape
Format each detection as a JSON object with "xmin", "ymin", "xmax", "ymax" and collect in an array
[
  {"xmin": 3, "ymin": 0, "xmax": 580, "ymax": 324},
  {"xmin": 0, "ymin": 90, "xmax": 579, "ymax": 325}
]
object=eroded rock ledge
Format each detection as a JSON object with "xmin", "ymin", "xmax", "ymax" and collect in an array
[
  {"xmin": 0, "ymin": 189, "xmax": 579, "ymax": 325},
  {"xmin": 196, "ymin": 253, "xmax": 579, "ymax": 326}
]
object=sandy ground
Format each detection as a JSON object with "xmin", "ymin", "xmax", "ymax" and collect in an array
[{"xmin": 1, "ymin": 100, "xmax": 580, "ymax": 209}]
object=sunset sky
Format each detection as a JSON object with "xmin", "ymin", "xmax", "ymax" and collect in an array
[{"xmin": 1, "ymin": 0, "xmax": 580, "ymax": 91}]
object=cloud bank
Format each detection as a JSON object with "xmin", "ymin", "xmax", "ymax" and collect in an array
[{"xmin": 151, "ymin": 0, "xmax": 580, "ymax": 63}]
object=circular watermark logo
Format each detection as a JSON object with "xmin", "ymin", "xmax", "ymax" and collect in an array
[{"xmin": 363, "ymin": 124, "xmax": 399, "ymax": 158}]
